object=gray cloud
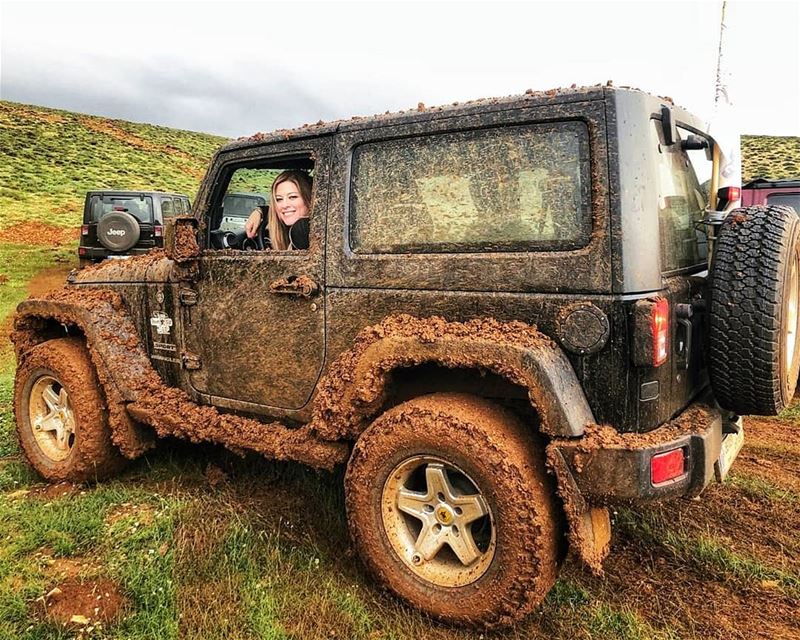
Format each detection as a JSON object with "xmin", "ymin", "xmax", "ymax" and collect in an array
[{"xmin": 1, "ymin": 53, "xmax": 353, "ymax": 137}]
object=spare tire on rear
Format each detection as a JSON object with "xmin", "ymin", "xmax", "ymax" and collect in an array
[
  {"xmin": 709, "ymin": 205, "xmax": 800, "ymax": 415},
  {"xmin": 97, "ymin": 211, "xmax": 140, "ymax": 252}
]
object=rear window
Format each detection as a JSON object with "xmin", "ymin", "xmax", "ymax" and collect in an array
[
  {"xmin": 349, "ymin": 121, "xmax": 592, "ymax": 254},
  {"xmin": 767, "ymin": 192, "xmax": 800, "ymax": 214},
  {"xmin": 651, "ymin": 122, "xmax": 710, "ymax": 272},
  {"xmin": 222, "ymin": 194, "xmax": 268, "ymax": 218},
  {"xmin": 89, "ymin": 195, "xmax": 154, "ymax": 223}
]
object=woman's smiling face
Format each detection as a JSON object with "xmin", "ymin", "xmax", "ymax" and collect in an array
[{"xmin": 274, "ymin": 180, "xmax": 309, "ymax": 226}]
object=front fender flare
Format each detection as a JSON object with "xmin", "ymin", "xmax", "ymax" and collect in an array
[{"xmin": 13, "ymin": 289, "xmax": 156, "ymax": 458}]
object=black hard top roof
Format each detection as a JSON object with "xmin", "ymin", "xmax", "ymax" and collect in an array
[
  {"xmin": 743, "ymin": 178, "xmax": 800, "ymax": 189},
  {"xmin": 85, "ymin": 190, "xmax": 190, "ymax": 197},
  {"xmin": 219, "ymin": 84, "xmax": 684, "ymax": 154}
]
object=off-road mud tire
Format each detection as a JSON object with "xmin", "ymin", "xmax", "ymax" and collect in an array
[
  {"xmin": 345, "ymin": 393, "xmax": 560, "ymax": 628},
  {"xmin": 709, "ymin": 205, "xmax": 800, "ymax": 415},
  {"xmin": 14, "ymin": 338, "xmax": 126, "ymax": 482}
]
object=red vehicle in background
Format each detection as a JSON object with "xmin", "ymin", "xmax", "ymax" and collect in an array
[{"xmin": 742, "ymin": 178, "xmax": 800, "ymax": 213}]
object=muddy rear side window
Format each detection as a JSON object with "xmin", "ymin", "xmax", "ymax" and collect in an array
[{"xmin": 348, "ymin": 122, "xmax": 592, "ymax": 254}]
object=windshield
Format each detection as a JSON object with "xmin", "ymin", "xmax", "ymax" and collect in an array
[
  {"xmin": 90, "ymin": 195, "xmax": 154, "ymax": 223},
  {"xmin": 222, "ymin": 194, "xmax": 267, "ymax": 218}
]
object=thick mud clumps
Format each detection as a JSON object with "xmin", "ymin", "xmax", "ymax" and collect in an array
[
  {"xmin": 171, "ymin": 218, "xmax": 200, "ymax": 263},
  {"xmin": 311, "ymin": 313, "xmax": 590, "ymax": 441},
  {"xmin": 545, "ymin": 446, "xmax": 611, "ymax": 574},
  {"xmin": 565, "ymin": 402, "xmax": 718, "ymax": 474},
  {"xmin": 13, "ymin": 288, "xmax": 347, "ymax": 470}
]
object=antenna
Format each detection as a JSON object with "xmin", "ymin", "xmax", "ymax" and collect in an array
[{"xmin": 713, "ymin": 1, "xmax": 729, "ymax": 114}]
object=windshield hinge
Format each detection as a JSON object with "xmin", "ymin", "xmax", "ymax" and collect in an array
[
  {"xmin": 179, "ymin": 288, "xmax": 198, "ymax": 306},
  {"xmin": 181, "ymin": 352, "xmax": 202, "ymax": 370}
]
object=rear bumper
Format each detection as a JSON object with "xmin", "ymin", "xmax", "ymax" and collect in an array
[
  {"xmin": 552, "ymin": 397, "xmax": 738, "ymax": 503},
  {"xmin": 78, "ymin": 246, "xmax": 157, "ymax": 261}
]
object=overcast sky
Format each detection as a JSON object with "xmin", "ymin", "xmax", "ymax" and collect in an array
[{"xmin": 1, "ymin": 0, "xmax": 798, "ymax": 138}]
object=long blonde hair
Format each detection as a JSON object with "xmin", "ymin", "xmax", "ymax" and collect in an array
[{"xmin": 268, "ymin": 170, "xmax": 313, "ymax": 250}]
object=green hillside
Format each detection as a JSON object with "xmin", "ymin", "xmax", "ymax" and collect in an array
[
  {"xmin": 0, "ymin": 101, "xmax": 228, "ymax": 230},
  {"xmin": 742, "ymin": 135, "xmax": 800, "ymax": 182}
]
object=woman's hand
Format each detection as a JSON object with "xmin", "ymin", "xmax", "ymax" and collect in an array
[{"xmin": 244, "ymin": 208, "xmax": 262, "ymax": 239}]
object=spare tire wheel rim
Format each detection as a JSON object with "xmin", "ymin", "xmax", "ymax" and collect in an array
[
  {"xmin": 785, "ymin": 253, "xmax": 800, "ymax": 375},
  {"xmin": 381, "ymin": 455, "xmax": 496, "ymax": 587},
  {"xmin": 28, "ymin": 374, "xmax": 76, "ymax": 461}
]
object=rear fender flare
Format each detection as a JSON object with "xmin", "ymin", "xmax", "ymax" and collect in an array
[
  {"xmin": 310, "ymin": 315, "xmax": 607, "ymax": 572},
  {"xmin": 311, "ymin": 315, "xmax": 595, "ymax": 440}
]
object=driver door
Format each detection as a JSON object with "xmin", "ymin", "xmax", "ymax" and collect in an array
[{"xmin": 181, "ymin": 139, "xmax": 330, "ymax": 413}]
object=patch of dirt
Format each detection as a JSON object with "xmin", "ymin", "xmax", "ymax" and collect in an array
[
  {"xmin": 38, "ymin": 578, "xmax": 127, "ymax": 627},
  {"xmin": 79, "ymin": 116, "xmax": 158, "ymax": 153},
  {"xmin": 29, "ymin": 481, "xmax": 79, "ymax": 500},
  {"xmin": 26, "ymin": 265, "xmax": 73, "ymax": 298},
  {"xmin": 78, "ymin": 116, "xmax": 204, "ymax": 180},
  {"xmin": 0, "ymin": 222, "xmax": 78, "ymax": 246},
  {"xmin": 34, "ymin": 550, "xmax": 102, "ymax": 579},
  {"xmin": 104, "ymin": 502, "xmax": 156, "ymax": 528},
  {"xmin": 570, "ymin": 534, "xmax": 799, "ymax": 640},
  {"xmin": 0, "ymin": 263, "xmax": 74, "ymax": 363},
  {"xmin": 737, "ymin": 416, "xmax": 800, "ymax": 492}
]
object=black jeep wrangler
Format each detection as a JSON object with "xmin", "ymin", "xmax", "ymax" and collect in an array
[
  {"xmin": 13, "ymin": 86, "xmax": 800, "ymax": 628},
  {"xmin": 78, "ymin": 190, "xmax": 192, "ymax": 267}
]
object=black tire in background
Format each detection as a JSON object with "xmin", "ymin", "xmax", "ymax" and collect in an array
[
  {"xmin": 97, "ymin": 211, "xmax": 140, "ymax": 251},
  {"xmin": 709, "ymin": 205, "xmax": 800, "ymax": 415}
]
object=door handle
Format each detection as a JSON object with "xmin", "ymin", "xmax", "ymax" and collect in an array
[{"xmin": 269, "ymin": 275, "xmax": 320, "ymax": 298}]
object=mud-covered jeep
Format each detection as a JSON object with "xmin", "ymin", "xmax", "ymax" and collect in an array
[{"xmin": 12, "ymin": 86, "xmax": 800, "ymax": 628}]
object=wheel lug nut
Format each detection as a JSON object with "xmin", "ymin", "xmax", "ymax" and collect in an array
[{"xmin": 411, "ymin": 554, "xmax": 422, "ymax": 565}]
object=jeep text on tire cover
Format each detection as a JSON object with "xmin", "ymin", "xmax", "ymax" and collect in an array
[{"xmin": 12, "ymin": 86, "xmax": 800, "ymax": 629}]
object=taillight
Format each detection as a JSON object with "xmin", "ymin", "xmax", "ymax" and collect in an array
[
  {"xmin": 81, "ymin": 224, "xmax": 89, "ymax": 236},
  {"xmin": 651, "ymin": 448, "xmax": 686, "ymax": 484},
  {"xmin": 717, "ymin": 186, "xmax": 741, "ymax": 210},
  {"xmin": 154, "ymin": 225, "xmax": 163, "ymax": 237},
  {"xmin": 651, "ymin": 298, "xmax": 669, "ymax": 366},
  {"xmin": 78, "ymin": 247, "xmax": 87, "ymax": 255}
]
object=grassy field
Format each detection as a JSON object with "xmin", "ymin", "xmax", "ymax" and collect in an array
[
  {"xmin": 742, "ymin": 135, "xmax": 800, "ymax": 182},
  {"xmin": 0, "ymin": 101, "xmax": 798, "ymax": 639},
  {"xmin": 0, "ymin": 101, "xmax": 226, "ymax": 230}
]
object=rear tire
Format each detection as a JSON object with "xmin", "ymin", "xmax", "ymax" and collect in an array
[
  {"xmin": 14, "ymin": 338, "xmax": 126, "ymax": 482},
  {"xmin": 345, "ymin": 393, "xmax": 561, "ymax": 628},
  {"xmin": 709, "ymin": 205, "xmax": 800, "ymax": 415}
]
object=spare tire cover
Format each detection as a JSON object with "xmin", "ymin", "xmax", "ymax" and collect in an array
[
  {"xmin": 97, "ymin": 211, "xmax": 141, "ymax": 252},
  {"xmin": 709, "ymin": 205, "xmax": 800, "ymax": 415}
]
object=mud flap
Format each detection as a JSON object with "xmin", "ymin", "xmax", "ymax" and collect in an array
[{"xmin": 545, "ymin": 445, "xmax": 611, "ymax": 574}]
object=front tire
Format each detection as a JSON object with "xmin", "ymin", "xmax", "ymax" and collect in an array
[
  {"xmin": 345, "ymin": 393, "xmax": 561, "ymax": 628},
  {"xmin": 14, "ymin": 338, "xmax": 125, "ymax": 482}
]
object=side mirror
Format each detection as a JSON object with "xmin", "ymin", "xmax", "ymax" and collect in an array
[
  {"xmin": 165, "ymin": 215, "xmax": 200, "ymax": 263},
  {"xmin": 660, "ymin": 105, "xmax": 678, "ymax": 146}
]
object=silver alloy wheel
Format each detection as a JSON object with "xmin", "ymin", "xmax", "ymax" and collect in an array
[
  {"xmin": 785, "ymin": 256, "xmax": 800, "ymax": 373},
  {"xmin": 28, "ymin": 375, "xmax": 76, "ymax": 462},
  {"xmin": 381, "ymin": 455, "xmax": 495, "ymax": 587}
]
